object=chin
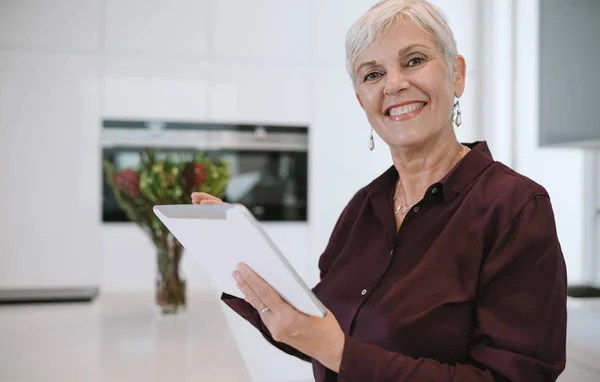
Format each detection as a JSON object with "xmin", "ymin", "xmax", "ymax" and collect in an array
[
  {"xmin": 386, "ymin": 137, "xmax": 423, "ymax": 151},
  {"xmin": 382, "ymin": 127, "xmax": 428, "ymax": 148}
]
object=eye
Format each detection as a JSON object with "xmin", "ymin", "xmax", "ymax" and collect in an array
[
  {"xmin": 406, "ymin": 57, "xmax": 425, "ymax": 67},
  {"xmin": 364, "ymin": 72, "xmax": 382, "ymax": 82}
]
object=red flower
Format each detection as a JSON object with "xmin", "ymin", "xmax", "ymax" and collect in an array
[
  {"xmin": 114, "ymin": 168, "xmax": 141, "ymax": 199},
  {"xmin": 192, "ymin": 163, "xmax": 207, "ymax": 187},
  {"xmin": 184, "ymin": 162, "xmax": 207, "ymax": 189}
]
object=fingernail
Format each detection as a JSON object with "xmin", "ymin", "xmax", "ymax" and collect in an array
[{"xmin": 232, "ymin": 271, "xmax": 238, "ymax": 280}]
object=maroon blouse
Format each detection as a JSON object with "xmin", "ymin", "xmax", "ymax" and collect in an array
[{"xmin": 222, "ymin": 141, "xmax": 567, "ymax": 381}]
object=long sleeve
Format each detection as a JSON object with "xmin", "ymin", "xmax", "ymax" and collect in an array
[
  {"xmin": 220, "ymin": 292, "xmax": 311, "ymax": 361},
  {"xmin": 220, "ymin": 190, "xmax": 367, "ymax": 363},
  {"xmin": 337, "ymin": 194, "xmax": 567, "ymax": 381}
]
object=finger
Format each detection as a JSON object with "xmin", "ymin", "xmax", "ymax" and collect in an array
[
  {"xmin": 233, "ymin": 270, "xmax": 267, "ymax": 312},
  {"xmin": 191, "ymin": 192, "xmax": 222, "ymax": 204},
  {"xmin": 237, "ymin": 262, "xmax": 284, "ymax": 311},
  {"xmin": 200, "ymin": 199, "xmax": 226, "ymax": 205},
  {"xmin": 191, "ymin": 192, "xmax": 220, "ymax": 203}
]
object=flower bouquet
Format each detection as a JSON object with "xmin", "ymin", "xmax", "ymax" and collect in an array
[{"xmin": 103, "ymin": 150, "xmax": 231, "ymax": 313}]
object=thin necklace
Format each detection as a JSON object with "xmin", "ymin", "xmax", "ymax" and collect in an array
[
  {"xmin": 393, "ymin": 180, "xmax": 414, "ymax": 215},
  {"xmin": 393, "ymin": 145, "xmax": 468, "ymax": 215}
]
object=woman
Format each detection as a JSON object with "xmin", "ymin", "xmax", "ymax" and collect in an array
[{"xmin": 192, "ymin": 0, "xmax": 567, "ymax": 380}]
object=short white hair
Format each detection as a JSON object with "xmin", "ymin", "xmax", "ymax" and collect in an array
[{"xmin": 345, "ymin": 0, "xmax": 458, "ymax": 87}]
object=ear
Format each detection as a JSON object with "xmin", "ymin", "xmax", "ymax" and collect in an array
[
  {"xmin": 452, "ymin": 54, "xmax": 467, "ymax": 98},
  {"xmin": 355, "ymin": 92, "xmax": 364, "ymax": 109}
]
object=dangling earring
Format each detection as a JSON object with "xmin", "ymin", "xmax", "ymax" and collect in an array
[
  {"xmin": 368, "ymin": 129, "xmax": 375, "ymax": 151},
  {"xmin": 453, "ymin": 99, "xmax": 462, "ymax": 127}
]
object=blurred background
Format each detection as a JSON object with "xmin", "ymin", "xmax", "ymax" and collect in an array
[{"xmin": 0, "ymin": 0, "xmax": 598, "ymax": 381}]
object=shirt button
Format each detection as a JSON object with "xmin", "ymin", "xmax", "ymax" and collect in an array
[
  {"xmin": 361, "ymin": 289, "xmax": 367, "ymax": 296},
  {"xmin": 413, "ymin": 206, "xmax": 420, "ymax": 212},
  {"xmin": 432, "ymin": 187, "xmax": 438, "ymax": 194}
]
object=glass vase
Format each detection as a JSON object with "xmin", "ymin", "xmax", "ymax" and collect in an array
[{"xmin": 155, "ymin": 233, "xmax": 186, "ymax": 314}]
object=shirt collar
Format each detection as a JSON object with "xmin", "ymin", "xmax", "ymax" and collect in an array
[{"xmin": 365, "ymin": 141, "xmax": 495, "ymax": 202}]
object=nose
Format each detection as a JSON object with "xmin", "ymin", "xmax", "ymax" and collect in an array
[{"xmin": 383, "ymin": 69, "xmax": 409, "ymax": 96}]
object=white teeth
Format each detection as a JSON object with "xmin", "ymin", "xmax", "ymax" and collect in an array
[{"xmin": 388, "ymin": 103, "xmax": 425, "ymax": 116}]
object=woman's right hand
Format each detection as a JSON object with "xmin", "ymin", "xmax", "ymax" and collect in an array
[{"xmin": 191, "ymin": 192, "xmax": 227, "ymax": 205}]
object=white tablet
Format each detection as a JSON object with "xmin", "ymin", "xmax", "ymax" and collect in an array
[{"xmin": 152, "ymin": 204, "xmax": 327, "ymax": 318}]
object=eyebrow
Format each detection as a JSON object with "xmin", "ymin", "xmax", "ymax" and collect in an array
[{"xmin": 355, "ymin": 44, "xmax": 430, "ymax": 75}]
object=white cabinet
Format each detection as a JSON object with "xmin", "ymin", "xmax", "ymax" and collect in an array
[
  {"xmin": 207, "ymin": 63, "xmax": 311, "ymax": 124},
  {"xmin": 102, "ymin": 0, "xmax": 312, "ymax": 124},
  {"xmin": 103, "ymin": 60, "xmax": 312, "ymax": 126},
  {"xmin": 0, "ymin": 0, "xmax": 102, "ymax": 300},
  {"xmin": 0, "ymin": 52, "xmax": 101, "ymax": 292},
  {"xmin": 212, "ymin": 0, "xmax": 310, "ymax": 61},
  {"xmin": 103, "ymin": 56, "xmax": 210, "ymax": 120},
  {"xmin": 0, "ymin": 0, "xmax": 101, "ymax": 52},
  {"xmin": 104, "ymin": 0, "xmax": 209, "ymax": 56},
  {"xmin": 310, "ymin": 0, "xmax": 369, "ymax": 66}
]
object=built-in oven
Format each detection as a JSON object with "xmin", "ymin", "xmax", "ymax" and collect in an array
[{"xmin": 102, "ymin": 120, "xmax": 308, "ymax": 222}]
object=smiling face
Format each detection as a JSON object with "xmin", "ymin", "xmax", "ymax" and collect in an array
[{"xmin": 353, "ymin": 18, "xmax": 466, "ymax": 150}]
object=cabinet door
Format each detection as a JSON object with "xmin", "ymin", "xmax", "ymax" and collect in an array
[
  {"xmin": 212, "ymin": 0, "xmax": 310, "ymax": 61},
  {"xmin": 104, "ymin": 0, "xmax": 209, "ymax": 55},
  {"xmin": 539, "ymin": 0, "xmax": 600, "ymax": 147},
  {"xmin": 0, "ymin": 52, "xmax": 101, "ymax": 289},
  {"xmin": 0, "ymin": 0, "xmax": 100, "ymax": 52}
]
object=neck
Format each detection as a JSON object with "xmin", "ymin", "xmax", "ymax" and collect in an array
[{"xmin": 391, "ymin": 130, "xmax": 467, "ymax": 205}]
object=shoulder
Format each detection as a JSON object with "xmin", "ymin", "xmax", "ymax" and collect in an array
[
  {"xmin": 457, "ymin": 142, "xmax": 549, "ymax": 210},
  {"xmin": 476, "ymin": 160, "xmax": 550, "ymax": 209},
  {"xmin": 477, "ymin": 164, "xmax": 564, "ymax": 278},
  {"xmin": 471, "ymin": 160, "xmax": 557, "ymax": 241}
]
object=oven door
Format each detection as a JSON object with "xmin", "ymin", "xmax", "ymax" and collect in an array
[{"xmin": 102, "ymin": 122, "xmax": 308, "ymax": 222}]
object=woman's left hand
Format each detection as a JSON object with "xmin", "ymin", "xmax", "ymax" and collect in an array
[{"xmin": 232, "ymin": 262, "xmax": 345, "ymax": 373}]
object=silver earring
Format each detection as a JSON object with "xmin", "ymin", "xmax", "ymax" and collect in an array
[
  {"xmin": 368, "ymin": 129, "xmax": 375, "ymax": 151},
  {"xmin": 453, "ymin": 99, "xmax": 462, "ymax": 127}
]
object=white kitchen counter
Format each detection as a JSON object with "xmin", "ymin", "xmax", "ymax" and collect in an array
[
  {"xmin": 0, "ymin": 292, "xmax": 253, "ymax": 382},
  {"xmin": 559, "ymin": 297, "xmax": 600, "ymax": 381}
]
